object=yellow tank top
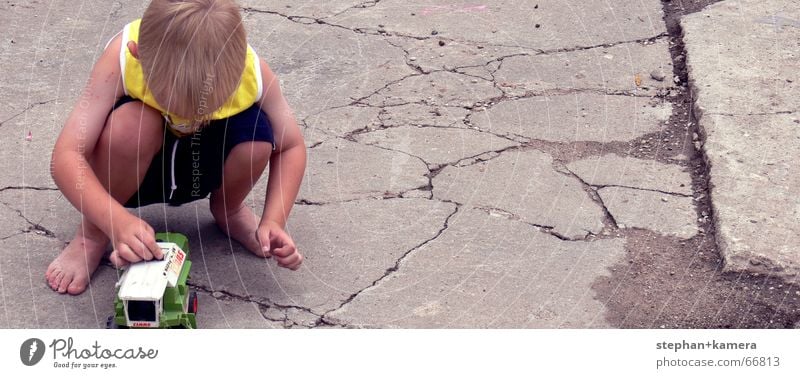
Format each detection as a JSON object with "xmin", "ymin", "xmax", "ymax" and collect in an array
[{"xmin": 118, "ymin": 19, "xmax": 263, "ymax": 135}]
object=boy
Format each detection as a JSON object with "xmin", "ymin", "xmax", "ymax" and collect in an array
[{"xmin": 47, "ymin": 0, "xmax": 306, "ymax": 295}]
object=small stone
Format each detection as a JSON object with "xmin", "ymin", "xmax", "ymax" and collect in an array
[
  {"xmin": 673, "ymin": 75, "xmax": 681, "ymax": 84},
  {"xmin": 431, "ymin": 30, "xmax": 439, "ymax": 35},
  {"xmin": 211, "ymin": 291, "xmax": 225, "ymax": 299},
  {"xmin": 650, "ymin": 70, "xmax": 665, "ymax": 81},
  {"xmin": 471, "ymin": 79, "xmax": 478, "ymax": 83},
  {"xmin": 618, "ymin": 223, "xmax": 626, "ymax": 229},
  {"xmin": 438, "ymin": 40, "xmax": 446, "ymax": 47},
  {"xmin": 669, "ymin": 271, "xmax": 675, "ymax": 276},
  {"xmin": 439, "ymin": 53, "xmax": 445, "ymax": 57},
  {"xmin": 409, "ymin": 56, "xmax": 417, "ymax": 61},
  {"xmin": 661, "ymin": 197, "xmax": 668, "ymax": 202}
]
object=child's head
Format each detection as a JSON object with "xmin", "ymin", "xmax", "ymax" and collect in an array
[{"xmin": 138, "ymin": 0, "xmax": 246, "ymax": 125}]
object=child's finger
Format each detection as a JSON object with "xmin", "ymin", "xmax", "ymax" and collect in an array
[
  {"xmin": 256, "ymin": 228, "xmax": 271, "ymax": 256},
  {"xmin": 130, "ymin": 237, "xmax": 154, "ymax": 261},
  {"xmin": 140, "ymin": 229, "xmax": 163, "ymax": 259},
  {"xmin": 271, "ymin": 244, "xmax": 296, "ymax": 258},
  {"xmin": 109, "ymin": 251, "xmax": 130, "ymax": 268},
  {"xmin": 276, "ymin": 251, "xmax": 301, "ymax": 267},
  {"xmin": 279, "ymin": 253, "xmax": 304, "ymax": 271},
  {"xmin": 117, "ymin": 243, "xmax": 142, "ymax": 264}
]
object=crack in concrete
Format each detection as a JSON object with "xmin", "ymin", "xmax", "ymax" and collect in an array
[
  {"xmin": 325, "ymin": 0, "xmax": 382, "ymax": 19},
  {"xmin": 558, "ymin": 164, "xmax": 620, "ymax": 231},
  {"xmin": 592, "ymin": 184, "xmax": 693, "ymax": 198},
  {"xmin": 0, "ymin": 98, "xmax": 56, "ymax": 127},
  {"xmin": 706, "ymin": 110, "xmax": 797, "ymax": 117},
  {"xmin": 536, "ymin": 33, "xmax": 670, "ymax": 55},
  {"xmin": 0, "ymin": 202, "xmax": 58, "ymax": 239},
  {"xmin": 187, "ymin": 282, "xmax": 323, "ymax": 327},
  {"xmin": 0, "ymin": 186, "xmax": 59, "ymax": 193},
  {"xmin": 320, "ymin": 202, "xmax": 461, "ymax": 324},
  {"xmin": 470, "ymin": 205, "xmax": 591, "ymax": 242}
]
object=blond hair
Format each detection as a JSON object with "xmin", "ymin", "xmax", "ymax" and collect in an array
[{"xmin": 139, "ymin": 0, "xmax": 246, "ymax": 127}]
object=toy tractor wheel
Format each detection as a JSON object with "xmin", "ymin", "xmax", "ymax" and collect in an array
[{"xmin": 188, "ymin": 291, "xmax": 198, "ymax": 314}]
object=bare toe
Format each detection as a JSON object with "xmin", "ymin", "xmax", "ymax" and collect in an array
[
  {"xmin": 58, "ymin": 272, "xmax": 73, "ymax": 293},
  {"xmin": 47, "ymin": 269, "xmax": 60, "ymax": 290},
  {"xmin": 67, "ymin": 279, "xmax": 87, "ymax": 295}
]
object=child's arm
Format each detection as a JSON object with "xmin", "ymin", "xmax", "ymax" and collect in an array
[
  {"xmin": 255, "ymin": 59, "xmax": 307, "ymax": 270},
  {"xmin": 51, "ymin": 36, "xmax": 162, "ymax": 263}
]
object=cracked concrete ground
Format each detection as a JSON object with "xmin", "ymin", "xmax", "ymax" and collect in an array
[{"xmin": 1, "ymin": 0, "xmax": 798, "ymax": 329}]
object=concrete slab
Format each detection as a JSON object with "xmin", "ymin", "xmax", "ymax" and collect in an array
[
  {"xmin": 0, "ymin": 233, "xmax": 118, "ymax": 328},
  {"xmin": 598, "ymin": 186, "xmax": 699, "ymax": 239},
  {"xmin": 304, "ymin": 105, "xmax": 381, "ymax": 137},
  {"xmin": 300, "ymin": 138, "xmax": 430, "ymax": 203},
  {"xmin": 0, "ymin": 104, "xmax": 64, "ymax": 189},
  {"xmin": 326, "ymin": 208, "xmax": 626, "ymax": 328},
  {"xmin": 361, "ymin": 71, "xmax": 502, "ymax": 108},
  {"xmin": 567, "ymin": 154, "xmax": 693, "ymax": 195},
  {"xmin": 683, "ymin": 0, "xmax": 800, "ymax": 279},
  {"xmin": 694, "ymin": 114, "xmax": 800, "ymax": 277},
  {"xmin": 0, "ymin": 204, "xmax": 25, "ymax": 241},
  {"xmin": 239, "ymin": 0, "xmax": 365, "ymax": 19},
  {"xmin": 194, "ymin": 292, "xmax": 285, "ymax": 329},
  {"xmin": 244, "ymin": 11, "xmax": 416, "ymax": 118},
  {"xmin": 139, "ymin": 198, "xmax": 457, "ymax": 316},
  {"xmin": 471, "ymin": 94, "xmax": 672, "ymax": 143},
  {"xmin": 327, "ymin": 0, "xmax": 666, "ymax": 51},
  {"xmin": 379, "ymin": 103, "xmax": 470, "ymax": 128},
  {"xmin": 354, "ymin": 126, "xmax": 518, "ymax": 167},
  {"xmin": 433, "ymin": 150, "xmax": 605, "ymax": 239},
  {"xmin": 0, "ymin": 188, "xmax": 77, "ymax": 242},
  {"xmin": 683, "ymin": 0, "xmax": 799, "ymax": 116},
  {"xmin": 493, "ymin": 40, "xmax": 675, "ymax": 97},
  {"xmin": 391, "ymin": 37, "xmax": 521, "ymax": 75}
]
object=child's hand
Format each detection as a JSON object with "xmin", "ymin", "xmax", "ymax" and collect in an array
[
  {"xmin": 256, "ymin": 221, "xmax": 303, "ymax": 270},
  {"xmin": 108, "ymin": 214, "xmax": 163, "ymax": 267}
]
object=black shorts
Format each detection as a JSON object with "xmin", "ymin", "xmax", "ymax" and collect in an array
[{"xmin": 113, "ymin": 96, "xmax": 275, "ymax": 208}]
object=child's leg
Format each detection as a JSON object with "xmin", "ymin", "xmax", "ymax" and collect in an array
[
  {"xmin": 209, "ymin": 141, "xmax": 271, "ymax": 256},
  {"xmin": 46, "ymin": 101, "xmax": 164, "ymax": 295}
]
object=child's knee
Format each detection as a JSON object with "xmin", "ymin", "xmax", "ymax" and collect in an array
[
  {"xmin": 103, "ymin": 102, "xmax": 163, "ymax": 159},
  {"xmin": 227, "ymin": 141, "xmax": 271, "ymax": 176}
]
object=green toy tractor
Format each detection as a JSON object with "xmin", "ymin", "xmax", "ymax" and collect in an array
[{"xmin": 106, "ymin": 232, "xmax": 198, "ymax": 329}]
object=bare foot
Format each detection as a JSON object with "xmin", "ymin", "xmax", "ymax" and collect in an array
[
  {"xmin": 45, "ymin": 229, "xmax": 108, "ymax": 295},
  {"xmin": 213, "ymin": 205, "xmax": 268, "ymax": 257}
]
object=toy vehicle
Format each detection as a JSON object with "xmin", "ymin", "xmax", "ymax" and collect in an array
[{"xmin": 106, "ymin": 232, "xmax": 198, "ymax": 329}]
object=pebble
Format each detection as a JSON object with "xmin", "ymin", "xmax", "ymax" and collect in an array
[
  {"xmin": 661, "ymin": 197, "xmax": 668, "ymax": 202},
  {"xmin": 650, "ymin": 70, "xmax": 665, "ymax": 81},
  {"xmin": 438, "ymin": 40, "xmax": 446, "ymax": 47},
  {"xmin": 471, "ymin": 79, "xmax": 478, "ymax": 83},
  {"xmin": 409, "ymin": 56, "xmax": 417, "ymax": 61},
  {"xmin": 211, "ymin": 291, "xmax": 224, "ymax": 299},
  {"xmin": 673, "ymin": 75, "xmax": 681, "ymax": 84},
  {"xmin": 431, "ymin": 30, "xmax": 439, "ymax": 35}
]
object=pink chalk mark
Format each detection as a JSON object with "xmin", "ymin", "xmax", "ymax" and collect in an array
[
  {"xmin": 25, "ymin": 131, "xmax": 32, "ymax": 141},
  {"xmin": 421, "ymin": 4, "xmax": 488, "ymax": 16}
]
